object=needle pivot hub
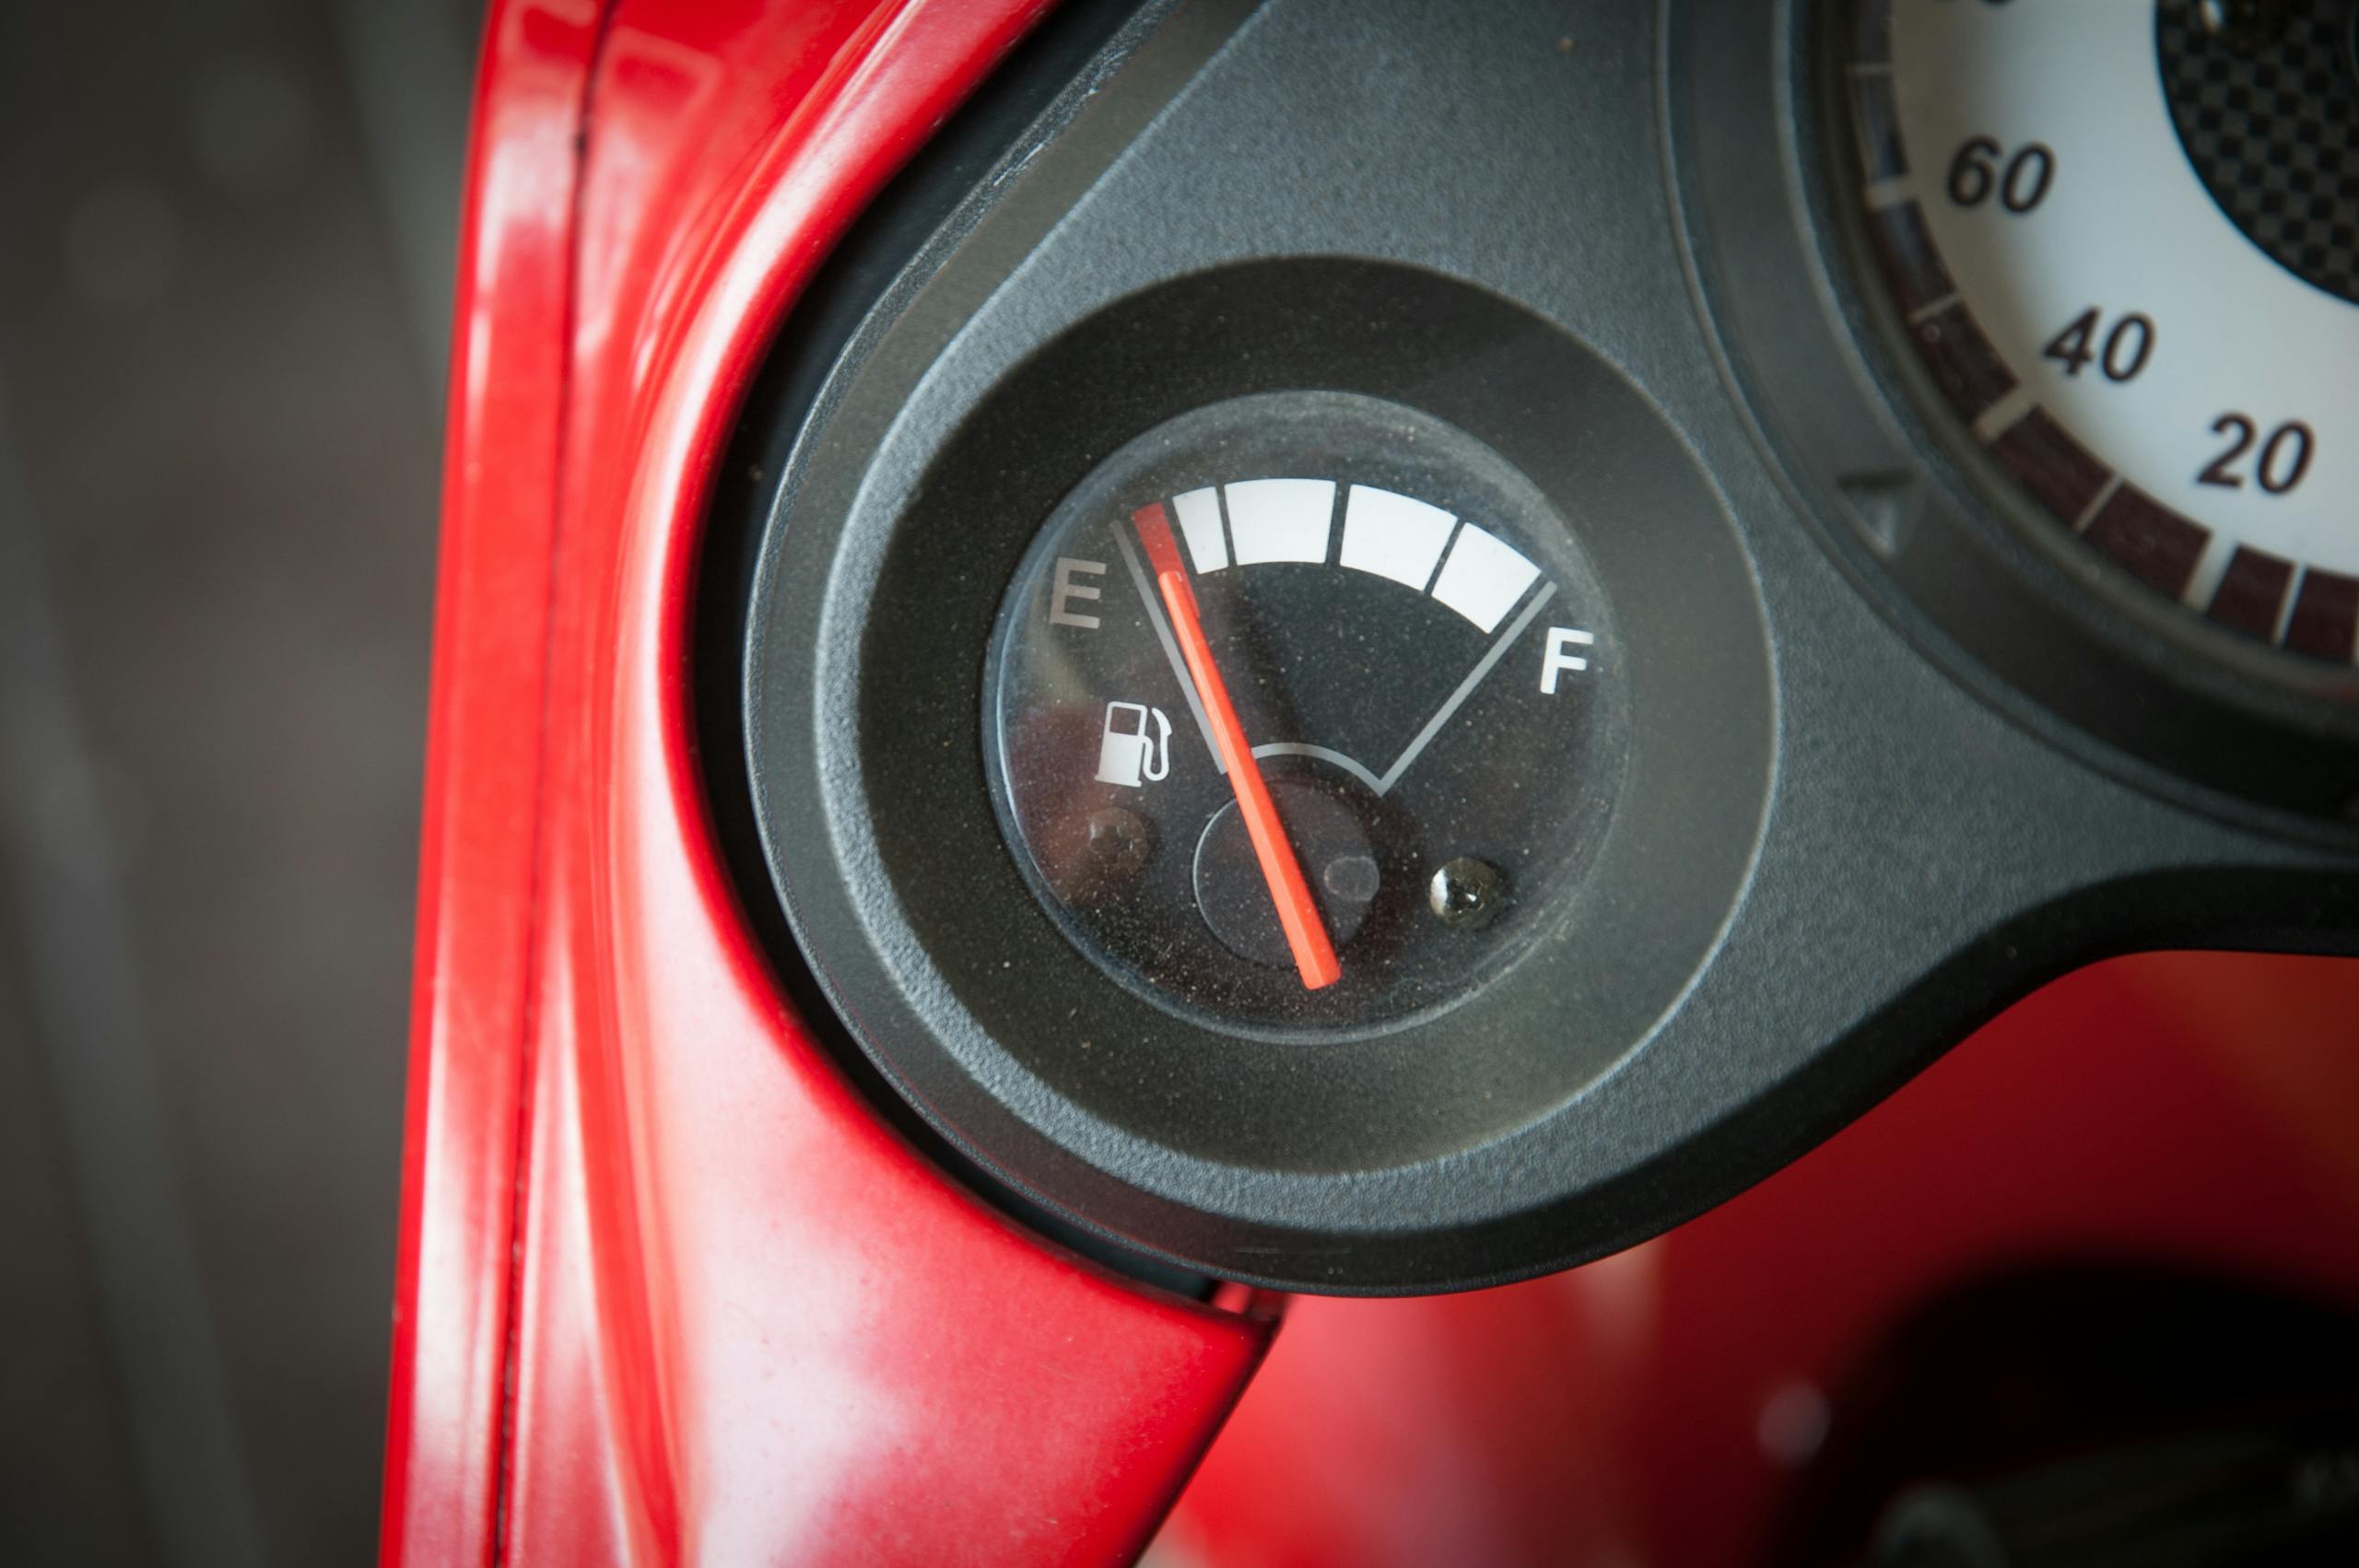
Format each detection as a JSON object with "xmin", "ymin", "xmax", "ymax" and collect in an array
[{"xmin": 1193, "ymin": 780, "xmax": 1379, "ymax": 967}]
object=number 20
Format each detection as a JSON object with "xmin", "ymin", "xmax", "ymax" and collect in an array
[{"xmin": 2198, "ymin": 415, "xmax": 2314, "ymax": 497}]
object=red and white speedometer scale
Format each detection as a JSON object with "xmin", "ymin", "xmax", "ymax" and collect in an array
[{"xmin": 1848, "ymin": 0, "xmax": 2359, "ymax": 660}]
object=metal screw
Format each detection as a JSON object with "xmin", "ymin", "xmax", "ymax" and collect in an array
[
  {"xmin": 1069, "ymin": 806, "xmax": 1153, "ymax": 902},
  {"xmin": 1426, "ymin": 856, "xmax": 1506, "ymax": 930}
]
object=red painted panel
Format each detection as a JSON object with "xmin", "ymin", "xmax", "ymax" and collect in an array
[
  {"xmin": 380, "ymin": 5, "xmax": 603, "ymax": 1563},
  {"xmin": 1164, "ymin": 951, "xmax": 2359, "ymax": 1568},
  {"xmin": 385, "ymin": 3, "xmax": 1275, "ymax": 1562}
]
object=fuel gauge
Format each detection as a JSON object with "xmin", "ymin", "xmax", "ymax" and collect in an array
[
  {"xmin": 745, "ymin": 260, "xmax": 1769, "ymax": 1279},
  {"xmin": 987, "ymin": 392, "xmax": 1622, "ymax": 1032}
]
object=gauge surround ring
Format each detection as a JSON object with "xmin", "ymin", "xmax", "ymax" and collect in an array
[
  {"xmin": 1666, "ymin": 0, "xmax": 2359, "ymax": 828},
  {"xmin": 742, "ymin": 257, "xmax": 1772, "ymax": 1288}
]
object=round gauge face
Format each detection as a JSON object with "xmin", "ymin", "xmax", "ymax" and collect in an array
[
  {"xmin": 1842, "ymin": 0, "xmax": 2359, "ymax": 664},
  {"xmin": 985, "ymin": 392, "xmax": 1621, "ymax": 1034}
]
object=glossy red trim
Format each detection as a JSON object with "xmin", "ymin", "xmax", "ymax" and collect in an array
[
  {"xmin": 1167, "ymin": 950, "xmax": 2359, "ymax": 1567},
  {"xmin": 386, "ymin": 3, "xmax": 1277, "ymax": 1562},
  {"xmin": 382, "ymin": 5, "xmax": 602, "ymax": 1563}
]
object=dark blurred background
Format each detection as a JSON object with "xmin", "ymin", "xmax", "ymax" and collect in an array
[{"xmin": 0, "ymin": 1, "xmax": 479, "ymax": 1561}]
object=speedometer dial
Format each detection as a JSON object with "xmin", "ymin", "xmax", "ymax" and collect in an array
[{"xmin": 1845, "ymin": 0, "xmax": 2359, "ymax": 663}]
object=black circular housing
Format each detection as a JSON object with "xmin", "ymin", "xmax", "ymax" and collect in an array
[
  {"xmin": 985, "ymin": 391, "xmax": 1624, "ymax": 1036},
  {"xmin": 1667, "ymin": 0, "xmax": 2359, "ymax": 824},
  {"xmin": 743, "ymin": 259, "xmax": 1771, "ymax": 1289}
]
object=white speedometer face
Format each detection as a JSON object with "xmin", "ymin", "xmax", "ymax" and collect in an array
[{"xmin": 1846, "ymin": 0, "xmax": 2359, "ymax": 664}]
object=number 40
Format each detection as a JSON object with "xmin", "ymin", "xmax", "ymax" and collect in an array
[{"xmin": 2042, "ymin": 308, "xmax": 2153, "ymax": 383}]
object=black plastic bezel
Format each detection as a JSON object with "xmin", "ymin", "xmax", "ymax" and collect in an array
[{"xmin": 744, "ymin": 259, "xmax": 1770, "ymax": 1285}]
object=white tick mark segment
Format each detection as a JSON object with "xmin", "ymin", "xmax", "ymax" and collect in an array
[
  {"xmin": 1428, "ymin": 522, "xmax": 1542, "ymax": 634},
  {"xmin": 1224, "ymin": 478, "xmax": 1335, "ymax": 565},
  {"xmin": 1340, "ymin": 484, "xmax": 1457, "ymax": 590},
  {"xmin": 1172, "ymin": 486, "xmax": 1228, "ymax": 573}
]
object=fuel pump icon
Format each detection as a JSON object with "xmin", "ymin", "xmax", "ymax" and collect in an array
[{"xmin": 1094, "ymin": 701, "xmax": 1171, "ymax": 788}]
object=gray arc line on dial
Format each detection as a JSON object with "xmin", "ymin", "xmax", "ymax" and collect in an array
[
  {"xmin": 1250, "ymin": 742, "xmax": 1383, "ymax": 793},
  {"xmin": 1111, "ymin": 522, "xmax": 1225, "ymax": 773},
  {"xmin": 1257, "ymin": 583, "xmax": 1563, "ymax": 797},
  {"xmin": 1370, "ymin": 581, "xmax": 1557, "ymax": 795}
]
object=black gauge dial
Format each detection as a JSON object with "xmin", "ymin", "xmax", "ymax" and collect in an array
[{"xmin": 987, "ymin": 393, "xmax": 1619, "ymax": 1033}]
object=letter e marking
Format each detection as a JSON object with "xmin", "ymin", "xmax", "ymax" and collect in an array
[{"xmin": 1050, "ymin": 557, "xmax": 1107, "ymax": 629}]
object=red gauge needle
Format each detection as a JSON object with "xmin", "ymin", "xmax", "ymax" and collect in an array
[{"xmin": 1133, "ymin": 502, "xmax": 1343, "ymax": 991}]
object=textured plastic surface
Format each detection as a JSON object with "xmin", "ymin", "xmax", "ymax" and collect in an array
[{"xmin": 381, "ymin": 2, "xmax": 1273, "ymax": 1563}]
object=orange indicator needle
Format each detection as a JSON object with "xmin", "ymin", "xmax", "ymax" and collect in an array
[{"xmin": 1133, "ymin": 502, "xmax": 1342, "ymax": 991}]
